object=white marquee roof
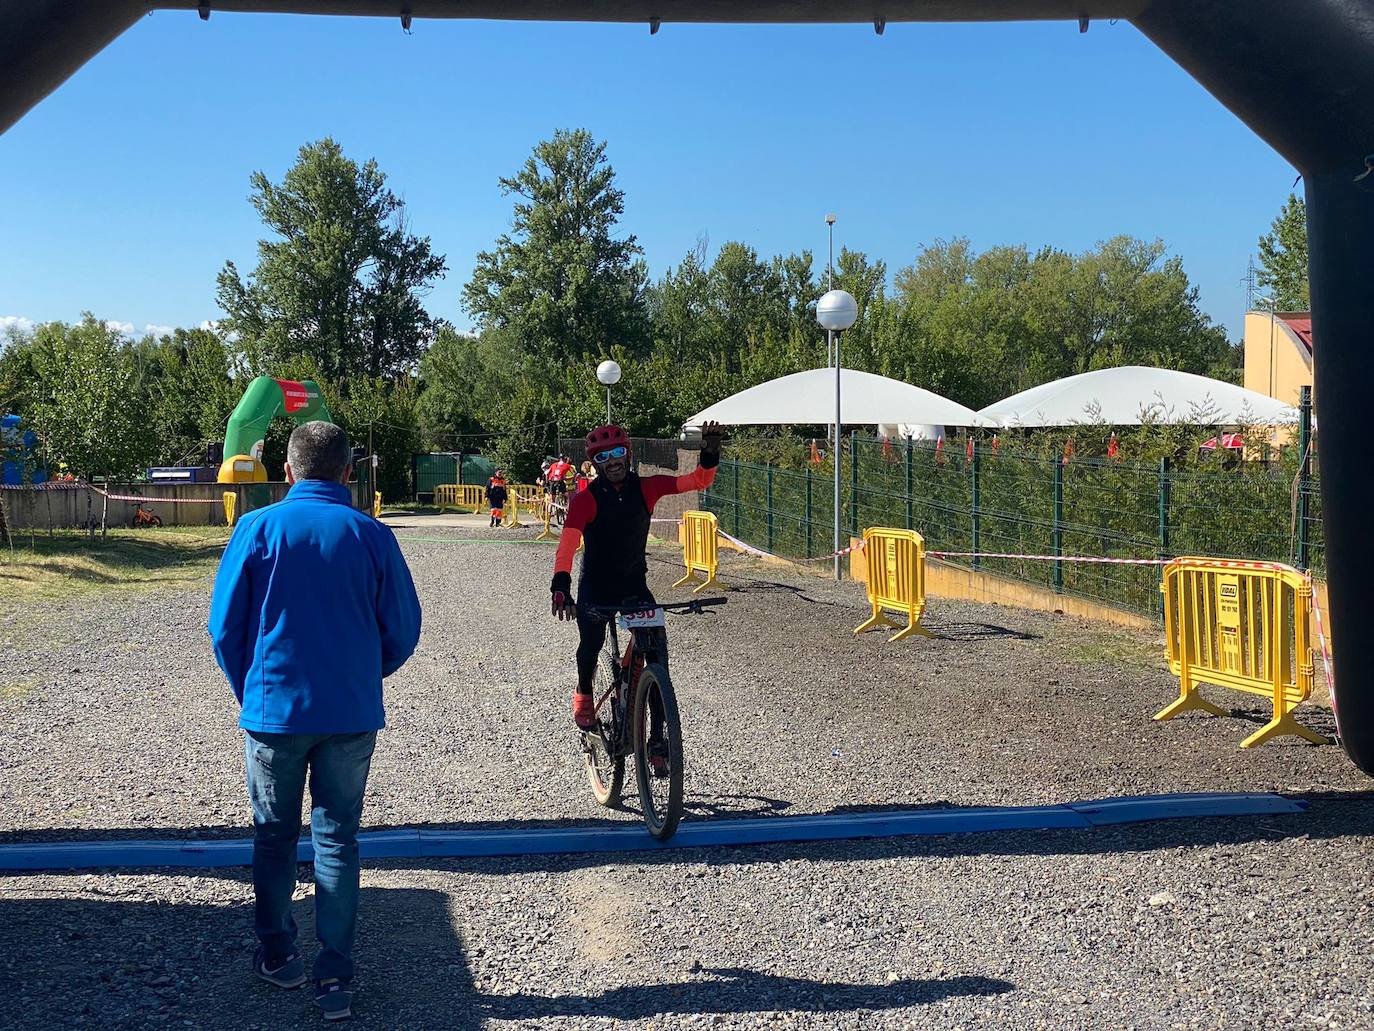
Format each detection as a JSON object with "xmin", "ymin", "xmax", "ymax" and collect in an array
[
  {"xmin": 977, "ymin": 366, "xmax": 1299, "ymax": 427},
  {"xmin": 685, "ymin": 368, "xmax": 982, "ymax": 428}
]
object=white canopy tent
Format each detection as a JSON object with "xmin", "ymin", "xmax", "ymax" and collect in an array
[
  {"xmin": 685, "ymin": 368, "xmax": 982, "ymax": 428},
  {"xmin": 977, "ymin": 366, "xmax": 1300, "ymax": 427}
]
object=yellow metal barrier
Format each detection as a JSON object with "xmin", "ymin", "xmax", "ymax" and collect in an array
[
  {"xmin": 1157, "ymin": 557, "xmax": 1330, "ymax": 748},
  {"xmin": 223, "ymin": 491, "xmax": 236, "ymax": 527},
  {"xmin": 672, "ymin": 511, "xmax": 722, "ymax": 594},
  {"xmin": 434, "ymin": 484, "xmax": 486, "ymax": 513},
  {"xmin": 372, "ymin": 491, "xmax": 382, "ymax": 519},
  {"xmin": 532, "ymin": 492, "xmax": 558, "ymax": 541},
  {"xmin": 853, "ymin": 527, "xmax": 932, "ymax": 642},
  {"xmin": 502, "ymin": 489, "xmax": 524, "ymax": 528}
]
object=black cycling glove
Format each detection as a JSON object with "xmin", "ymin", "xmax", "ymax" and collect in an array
[
  {"xmin": 551, "ymin": 570, "xmax": 573, "ymax": 600},
  {"xmin": 700, "ymin": 428, "xmax": 723, "ymax": 469}
]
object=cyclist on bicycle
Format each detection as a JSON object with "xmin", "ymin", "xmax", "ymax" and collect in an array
[
  {"xmin": 550, "ymin": 423, "xmax": 724, "ymax": 733},
  {"xmin": 547, "ymin": 454, "xmax": 574, "ymax": 498}
]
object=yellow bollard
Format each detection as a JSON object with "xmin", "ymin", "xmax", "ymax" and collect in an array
[
  {"xmin": 853, "ymin": 527, "xmax": 932, "ymax": 641},
  {"xmin": 1156, "ymin": 558, "xmax": 1330, "ymax": 747},
  {"xmin": 223, "ymin": 491, "xmax": 237, "ymax": 527},
  {"xmin": 672, "ymin": 511, "xmax": 722, "ymax": 594}
]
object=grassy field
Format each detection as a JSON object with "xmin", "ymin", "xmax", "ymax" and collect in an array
[{"xmin": 0, "ymin": 527, "xmax": 231, "ymax": 610}]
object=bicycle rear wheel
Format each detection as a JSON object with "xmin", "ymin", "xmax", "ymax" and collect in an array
[
  {"xmin": 582, "ymin": 639, "xmax": 624, "ymax": 806},
  {"xmin": 633, "ymin": 662, "xmax": 683, "ymax": 841}
]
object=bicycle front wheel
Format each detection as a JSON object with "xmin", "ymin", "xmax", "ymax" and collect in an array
[
  {"xmin": 633, "ymin": 662, "xmax": 683, "ymax": 841},
  {"xmin": 583, "ymin": 638, "xmax": 624, "ymax": 807}
]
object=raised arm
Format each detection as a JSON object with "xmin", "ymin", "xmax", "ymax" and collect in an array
[{"xmin": 641, "ymin": 423, "xmax": 724, "ymax": 510}]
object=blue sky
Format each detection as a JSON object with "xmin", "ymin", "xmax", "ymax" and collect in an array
[{"xmin": 0, "ymin": 12, "xmax": 1298, "ymax": 342}]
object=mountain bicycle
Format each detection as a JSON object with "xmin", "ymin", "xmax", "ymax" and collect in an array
[{"xmin": 581, "ymin": 597, "xmax": 726, "ymax": 841}]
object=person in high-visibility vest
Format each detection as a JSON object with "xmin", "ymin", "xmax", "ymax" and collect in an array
[{"xmin": 485, "ymin": 471, "xmax": 508, "ymax": 528}]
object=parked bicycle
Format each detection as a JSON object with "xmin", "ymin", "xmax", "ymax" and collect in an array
[
  {"xmin": 130, "ymin": 502, "xmax": 162, "ymax": 529},
  {"xmin": 580, "ymin": 596, "xmax": 726, "ymax": 840}
]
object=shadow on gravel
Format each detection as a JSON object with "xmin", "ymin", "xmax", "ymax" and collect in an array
[
  {"xmin": 0, "ymin": 885, "xmax": 482, "ymax": 1031},
  {"xmin": 918, "ymin": 619, "xmax": 1039, "ymax": 641},
  {"xmin": 0, "ymin": 884, "xmax": 1013, "ymax": 1029},
  {"xmin": 479, "ymin": 967, "xmax": 1015, "ymax": 1021}
]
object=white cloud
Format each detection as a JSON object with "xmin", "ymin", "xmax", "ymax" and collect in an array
[
  {"xmin": 105, "ymin": 320, "xmax": 135, "ymax": 336},
  {"xmin": 0, "ymin": 315, "xmax": 35, "ymax": 335},
  {"xmin": 143, "ymin": 324, "xmax": 177, "ymax": 339}
]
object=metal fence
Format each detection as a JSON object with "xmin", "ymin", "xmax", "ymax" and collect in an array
[{"xmin": 702, "ymin": 432, "xmax": 1323, "ymax": 619}]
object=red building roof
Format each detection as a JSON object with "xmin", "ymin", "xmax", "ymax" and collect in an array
[{"xmin": 1281, "ymin": 314, "xmax": 1313, "ymax": 352}]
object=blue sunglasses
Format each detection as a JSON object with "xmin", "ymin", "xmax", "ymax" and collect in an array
[{"xmin": 593, "ymin": 445, "xmax": 628, "ymax": 463}]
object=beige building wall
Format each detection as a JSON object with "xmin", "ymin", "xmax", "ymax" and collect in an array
[{"xmin": 1243, "ymin": 310, "xmax": 1313, "ymax": 407}]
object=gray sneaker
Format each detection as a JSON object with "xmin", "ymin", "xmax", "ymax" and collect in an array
[
  {"xmin": 314, "ymin": 978, "xmax": 352, "ymax": 1021},
  {"xmin": 253, "ymin": 948, "xmax": 307, "ymax": 989}
]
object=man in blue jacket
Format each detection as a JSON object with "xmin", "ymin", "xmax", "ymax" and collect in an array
[{"xmin": 209, "ymin": 421, "xmax": 421, "ymax": 1022}]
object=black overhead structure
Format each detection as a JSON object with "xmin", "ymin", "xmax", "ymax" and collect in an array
[{"xmin": 4, "ymin": 1, "xmax": 1373, "ymax": 770}]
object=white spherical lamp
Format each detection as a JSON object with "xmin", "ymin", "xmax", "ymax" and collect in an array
[
  {"xmin": 596, "ymin": 359, "xmax": 623, "ymax": 386},
  {"xmin": 816, "ymin": 289, "xmax": 859, "ymax": 333}
]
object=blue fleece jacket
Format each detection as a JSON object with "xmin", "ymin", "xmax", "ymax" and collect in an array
[{"xmin": 208, "ymin": 479, "xmax": 422, "ymax": 734}]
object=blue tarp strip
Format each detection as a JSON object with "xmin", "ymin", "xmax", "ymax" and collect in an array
[{"xmin": 0, "ymin": 792, "xmax": 1305, "ymax": 871}]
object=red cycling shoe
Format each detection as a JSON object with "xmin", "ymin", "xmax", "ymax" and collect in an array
[{"xmin": 572, "ymin": 691, "xmax": 596, "ymax": 730}]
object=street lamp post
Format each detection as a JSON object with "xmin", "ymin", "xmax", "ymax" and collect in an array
[
  {"xmin": 596, "ymin": 359, "xmax": 622, "ymax": 423},
  {"xmin": 817, "ymin": 287, "xmax": 859, "ymax": 579}
]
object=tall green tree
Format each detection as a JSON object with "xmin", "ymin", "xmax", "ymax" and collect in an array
[
  {"xmin": 1256, "ymin": 193, "xmax": 1309, "ymax": 311},
  {"xmin": 28, "ymin": 316, "xmax": 156, "ymax": 479},
  {"xmin": 216, "ymin": 138, "xmax": 446, "ymax": 382},
  {"xmin": 463, "ymin": 129, "xmax": 649, "ymax": 364}
]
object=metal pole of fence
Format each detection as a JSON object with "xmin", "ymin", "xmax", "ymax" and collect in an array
[
  {"xmin": 905, "ymin": 440, "xmax": 913, "ymax": 531},
  {"xmin": 805, "ymin": 466, "xmax": 813, "ymax": 559},
  {"xmin": 766, "ymin": 465, "xmax": 775, "ymax": 554},
  {"xmin": 1297, "ymin": 384, "xmax": 1313, "ymax": 571},
  {"xmin": 733, "ymin": 461, "xmax": 741, "ymax": 538},
  {"xmin": 971, "ymin": 441, "xmax": 981, "ymax": 570},
  {"xmin": 1052, "ymin": 459, "xmax": 1064, "ymax": 593},
  {"xmin": 849, "ymin": 431, "xmax": 859, "ymax": 541},
  {"xmin": 1158, "ymin": 456, "xmax": 1171, "ymax": 619}
]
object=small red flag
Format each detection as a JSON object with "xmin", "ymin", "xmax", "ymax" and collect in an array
[
  {"xmin": 809, "ymin": 440, "xmax": 822, "ymax": 465},
  {"xmin": 882, "ymin": 436, "xmax": 895, "ymax": 462},
  {"xmin": 966, "ymin": 436, "xmax": 974, "ymax": 461},
  {"xmin": 1107, "ymin": 434, "xmax": 1119, "ymax": 460},
  {"xmin": 934, "ymin": 435, "xmax": 945, "ymax": 465},
  {"xmin": 991, "ymin": 435, "xmax": 1000, "ymax": 455},
  {"xmin": 1061, "ymin": 438, "xmax": 1075, "ymax": 466}
]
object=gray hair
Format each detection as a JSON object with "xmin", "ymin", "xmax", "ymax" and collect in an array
[{"xmin": 286, "ymin": 421, "xmax": 351, "ymax": 482}]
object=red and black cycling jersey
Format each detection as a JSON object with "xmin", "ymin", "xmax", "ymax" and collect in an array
[{"xmin": 554, "ymin": 465, "xmax": 716, "ymax": 602}]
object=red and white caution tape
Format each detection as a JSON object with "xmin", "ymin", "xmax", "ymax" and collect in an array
[
  {"xmin": 1310, "ymin": 580, "xmax": 1336, "ymax": 709},
  {"xmin": 716, "ymin": 528, "xmax": 864, "ymax": 564},
  {"xmin": 86, "ymin": 484, "xmax": 224, "ymax": 505},
  {"xmin": 928, "ymin": 549, "xmax": 1166, "ymax": 566}
]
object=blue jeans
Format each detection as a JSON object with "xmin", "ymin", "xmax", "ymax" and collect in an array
[{"xmin": 244, "ymin": 730, "xmax": 377, "ymax": 983}]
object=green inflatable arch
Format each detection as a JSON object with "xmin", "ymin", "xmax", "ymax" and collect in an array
[{"xmin": 217, "ymin": 376, "xmax": 332, "ymax": 483}]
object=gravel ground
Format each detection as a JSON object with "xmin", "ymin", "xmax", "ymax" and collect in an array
[{"xmin": 1, "ymin": 518, "xmax": 1372, "ymax": 1028}]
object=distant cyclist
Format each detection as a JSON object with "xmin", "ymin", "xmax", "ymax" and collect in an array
[
  {"xmin": 550, "ymin": 423, "xmax": 724, "ymax": 732},
  {"xmin": 546, "ymin": 454, "xmax": 574, "ymax": 498}
]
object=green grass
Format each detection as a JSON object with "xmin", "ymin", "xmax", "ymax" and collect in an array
[
  {"xmin": 1058, "ymin": 630, "xmax": 1167, "ymax": 672},
  {"xmin": 0, "ymin": 677, "xmax": 39, "ymax": 700},
  {"xmin": 381, "ymin": 501, "xmax": 440, "ymax": 514},
  {"xmin": 0, "ymin": 527, "xmax": 231, "ymax": 610}
]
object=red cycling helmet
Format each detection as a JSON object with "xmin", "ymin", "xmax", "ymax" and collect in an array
[{"xmin": 585, "ymin": 424, "xmax": 631, "ymax": 461}]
